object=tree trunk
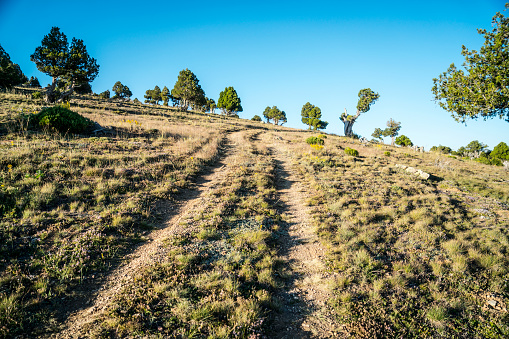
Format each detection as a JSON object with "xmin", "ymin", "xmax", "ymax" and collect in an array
[
  {"xmin": 343, "ymin": 120, "xmax": 354, "ymax": 136},
  {"xmin": 44, "ymin": 78, "xmax": 58, "ymax": 103},
  {"xmin": 340, "ymin": 108, "xmax": 360, "ymax": 137}
]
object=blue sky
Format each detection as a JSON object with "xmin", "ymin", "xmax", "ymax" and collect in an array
[{"xmin": 1, "ymin": 0, "xmax": 507, "ymax": 150}]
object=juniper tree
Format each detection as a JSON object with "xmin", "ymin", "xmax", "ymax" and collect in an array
[
  {"xmin": 341, "ymin": 88, "xmax": 380, "ymax": 137},
  {"xmin": 217, "ymin": 86, "xmax": 243, "ymax": 116},
  {"xmin": 161, "ymin": 86, "xmax": 170, "ymax": 106},
  {"xmin": 371, "ymin": 127, "xmax": 384, "ymax": 142},
  {"xmin": 395, "ymin": 135, "xmax": 413, "ymax": 147},
  {"xmin": 432, "ymin": 4, "xmax": 509, "ymax": 123},
  {"xmin": 301, "ymin": 102, "xmax": 328, "ymax": 130},
  {"xmin": 31, "ymin": 27, "xmax": 99, "ymax": 103},
  {"xmin": 206, "ymin": 98, "xmax": 216, "ymax": 113},
  {"xmin": 0, "ymin": 44, "xmax": 27, "ymax": 89},
  {"xmin": 171, "ymin": 68, "xmax": 206, "ymax": 110},
  {"xmin": 112, "ymin": 81, "xmax": 132, "ymax": 100},
  {"xmin": 382, "ymin": 118, "xmax": 401, "ymax": 146}
]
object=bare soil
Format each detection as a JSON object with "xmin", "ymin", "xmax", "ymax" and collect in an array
[
  {"xmin": 47, "ymin": 131, "xmax": 341, "ymax": 338},
  {"xmin": 266, "ymin": 134, "xmax": 343, "ymax": 338},
  {"xmin": 49, "ymin": 133, "xmax": 239, "ymax": 338}
]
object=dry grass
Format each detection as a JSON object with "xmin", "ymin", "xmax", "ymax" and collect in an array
[
  {"xmin": 1, "ymin": 91, "xmax": 508, "ymax": 337},
  {"xmin": 0, "ymin": 93, "xmax": 224, "ymax": 336},
  {"xmin": 92, "ymin": 130, "xmax": 282, "ymax": 338},
  {"xmin": 277, "ymin": 131, "xmax": 509, "ymax": 338}
]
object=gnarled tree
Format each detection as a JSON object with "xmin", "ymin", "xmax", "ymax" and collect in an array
[
  {"xmin": 31, "ymin": 27, "xmax": 99, "ymax": 103},
  {"xmin": 341, "ymin": 88, "xmax": 380, "ymax": 137}
]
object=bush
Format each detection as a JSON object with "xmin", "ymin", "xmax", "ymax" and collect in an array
[
  {"xmin": 345, "ymin": 147, "xmax": 359, "ymax": 156},
  {"xmin": 306, "ymin": 136, "xmax": 324, "ymax": 145},
  {"xmin": 32, "ymin": 106, "xmax": 92, "ymax": 134},
  {"xmin": 491, "ymin": 142, "xmax": 509, "ymax": 160},
  {"xmin": 395, "ymin": 135, "xmax": 413, "ymax": 147},
  {"xmin": 251, "ymin": 115, "xmax": 262, "ymax": 122},
  {"xmin": 32, "ymin": 91, "xmax": 42, "ymax": 100},
  {"xmin": 430, "ymin": 145, "xmax": 452, "ymax": 154},
  {"xmin": 384, "ymin": 151, "xmax": 391, "ymax": 156},
  {"xmin": 475, "ymin": 156, "xmax": 502, "ymax": 166},
  {"xmin": 99, "ymin": 90, "xmax": 110, "ymax": 99}
]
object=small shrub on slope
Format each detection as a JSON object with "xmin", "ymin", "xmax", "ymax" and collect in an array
[
  {"xmin": 306, "ymin": 136, "xmax": 324, "ymax": 145},
  {"xmin": 344, "ymin": 147, "xmax": 359, "ymax": 156},
  {"xmin": 33, "ymin": 105, "xmax": 92, "ymax": 134}
]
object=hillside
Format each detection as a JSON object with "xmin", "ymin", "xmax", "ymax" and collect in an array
[{"xmin": 0, "ymin": 93, "xmax": 508, "ymax": 338}]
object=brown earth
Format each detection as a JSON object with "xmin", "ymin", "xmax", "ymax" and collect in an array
[{"xmin": 47, "ymin": 131, "xmax": 341, "ymax": 338}]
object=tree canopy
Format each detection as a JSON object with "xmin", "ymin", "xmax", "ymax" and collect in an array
[
  {"xmin": 340, "ymin": 88, "xmax": 380, "ymax": 136},
  {"xmin": 30, "ymin": 27, "xmax": 99, "ymax": 103},
  {"xmin": 382, "ymin": 118, "xmax": 401, "ymax": 145},
  {"xmin": 465, "ymin": 140, "xmax": 488, "ymax": 153},
  {"xmin": 491, "ymin": 141, "xmax": 509, "ymax": 160},
  {"xmin": 395, "ymin": 135, "xmax": 413, "ymax": 147},
  {"xmin": 371, "ymin": 127, "xmax": 384, "ymax": 141},
  {"xmin": 144, "ymin": 85, "xmax": 162, "ymax": 105},
  {"xmin": 263, "ymin": 106, "xmax": 287, "ymax": 125},
  {"xmin": 161, "ymin": 86, "xmax": 170, "ymax": 106},
  {"xmin": 217, "ymin": 86, "xmax": 243, "ymax": 116},
  {"xmin": 171, "ymin": 68, "xmax": 205, "ymax": 110},
  {"xmin": 432, "ymin": 4, "xmax": 509, "ymax": 123},
  {"xmin": 112, "ymin": 81, "xmax": 132, "ymax": 100},
  {"xmin": 301, "ymin": 102, "xmax": 328, "ymax": 130},
  {"xmin": 0, "ymin": 44, "xmax": 27, "ymax": 89}
]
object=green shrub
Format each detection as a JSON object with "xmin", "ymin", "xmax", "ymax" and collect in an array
[
  {"xmin": 384, "ymin": 151, "xmax": 390, "ymax": 156},
  {"xmin": 491, "ymin": 142, "xmax": 509, "ymax": 160},
  {"xmin": 306, "ymin": 136, "xmax": 324, "ymax": 145},
  {"xmin": 475, "ymin": 156, "xmax": 502, "ymax": 166},
  {"xmin": 32, "ymin": 91, "xmax": 42, "ymax": 100},
  {"xmin": 251, "ymin": 115, "xmax": 262, "ymax": 122},
  {"xmin": 345, "ymin": 147, "xmax": 359, "ymax": 156},
  {"xmin": 395, "ymin": 135, "xmax": 413, "ymax": 147},
  {"xmin": 430, "ymin": 145, "xmax": 452, "ymax": 154},
  {"xmin": 33, "ymin": 106, "xmax": 92, "ymax": 134}
]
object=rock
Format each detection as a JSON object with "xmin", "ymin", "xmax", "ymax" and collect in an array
[
  {"xmin": 487, "ymin": 300, "xmax": 498, "ymax": 307},
  {"xmin": 397, "ymin": 164, "xmax": 430, "ymax": 180}
]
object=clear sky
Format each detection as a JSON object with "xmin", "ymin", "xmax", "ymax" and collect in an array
[{"xmin": 1, "ymin": 0, "xmax": 507, "ymax": 150}]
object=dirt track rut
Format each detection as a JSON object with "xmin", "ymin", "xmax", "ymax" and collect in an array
[
  {"xmin": 52, "ymin": 133, "xmax": 240, "ymax": 338},
  {"xmin": 267, "ymin": 133, "xmax": 342, "ymax": 338}
]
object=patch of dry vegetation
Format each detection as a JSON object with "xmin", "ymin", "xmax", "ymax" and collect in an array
[
  {"xmin": 91, "ymin": 131, "xmax": 284, "ymax": 337},
  {"xmin": 0, "ymin": 93, "xmax": 223, "ymax": 336},
  {"xmin": 277, "ymin": 133, "xmax": 509, "ymax": 338}
]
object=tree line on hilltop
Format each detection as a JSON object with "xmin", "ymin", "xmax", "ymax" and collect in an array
[{"xmin": 0, "ymin": 4, "xmax": 507, "ymax": 143}]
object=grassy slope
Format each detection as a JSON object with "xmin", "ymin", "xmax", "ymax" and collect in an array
[
  {"xmin": 278, "ymin": 132, "xmax": 509, "ymax": 338},
  {"xmin": 0, "ymin": 92, "xmax": 508, "ymax": 338}
]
